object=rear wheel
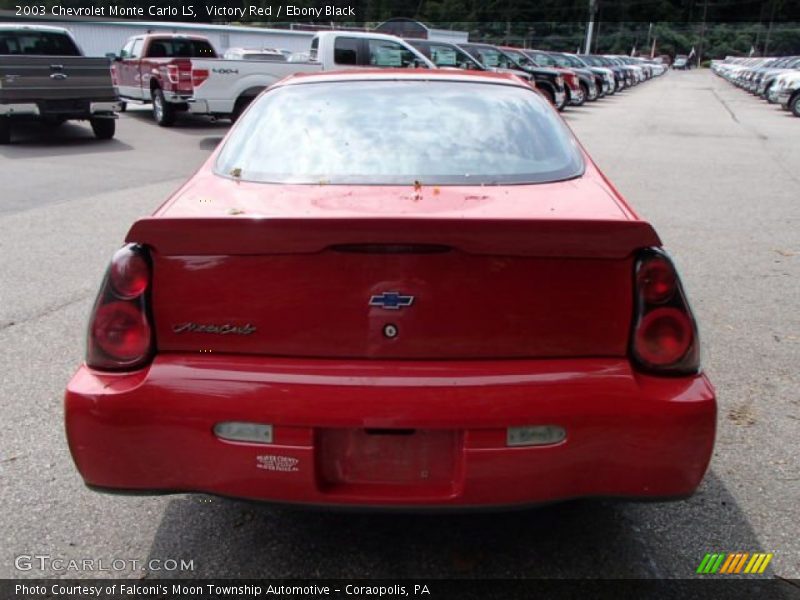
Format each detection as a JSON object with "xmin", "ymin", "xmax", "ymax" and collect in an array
[
  {"xmin": 90, "ymin": 118, "xmax": 116, "ymax": 140},
  {"xmin": 152, "ymin": 88, "xmax": 176, "ymax": 127},
  {"xmin": 230, "ymin": 95, "xmax": 254, "ymax": 124},
  {"xmin": 0, "ymin": 117, "xmax": 10, "ymax": 144}
]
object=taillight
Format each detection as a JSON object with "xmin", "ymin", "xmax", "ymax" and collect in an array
[
  {"xmin": 166, "ymin": 64, "xmax": 179, "ymax": 84},
  {"xmin": 86, "ymin": 244, "xmax": 153, "ymax": 371},
  {"xmin": 110, "ymin": 64, "xmax": 118, "ymax": 86},
  {"xmin": 191, "ymin": 68, "xmax": 209, "ymax": 87},
  {"xmin": 631, "ymin": 248, "xmax": 700, "ymax": 374}
]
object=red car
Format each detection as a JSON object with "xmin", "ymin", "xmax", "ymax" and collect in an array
[{"xmin": 65, "ymin": 70, "xmax": 716, "ymax": 508}]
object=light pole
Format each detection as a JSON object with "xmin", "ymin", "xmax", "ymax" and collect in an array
[{"xmin": 584, "ymin": 0, "xmax": 598, "ymax": 54}]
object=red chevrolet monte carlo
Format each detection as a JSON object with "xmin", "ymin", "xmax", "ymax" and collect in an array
[{"xmin": 65, "ymin": 70, "xmax": 716, "ymax": 508}]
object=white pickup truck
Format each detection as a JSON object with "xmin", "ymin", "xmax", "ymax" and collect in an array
[{"xmin": 188, "ymin": 31, "xmax": 434, "ymax": 121}]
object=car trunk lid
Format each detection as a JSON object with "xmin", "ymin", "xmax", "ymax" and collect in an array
[{"xmin": 128, "ymin": 176, "xmax": 658, "ymax": 360}]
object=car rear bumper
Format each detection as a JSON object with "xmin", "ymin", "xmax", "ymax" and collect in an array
[{"xmin": 65, "ymin": 355, "xmax": 716, "ymax": 508}]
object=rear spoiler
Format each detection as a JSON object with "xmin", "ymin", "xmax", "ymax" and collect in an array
[{"xmin": 126, "ymin": 217, "xmax": 661, "ymax": 259}]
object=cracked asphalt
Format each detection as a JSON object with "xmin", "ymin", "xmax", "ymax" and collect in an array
[{"xmin": 0, "ymin": 70, "xmax": 798, "ymax": 587}]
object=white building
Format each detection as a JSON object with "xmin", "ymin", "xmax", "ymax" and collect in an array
[{"xmin": 0, "ymin": 14, "xmax": 317, "ymax": 57}]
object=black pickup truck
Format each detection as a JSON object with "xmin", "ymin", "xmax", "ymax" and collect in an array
[{"xmin": 0, "ymin": 25, "xmax": 120, "ymax": 144}]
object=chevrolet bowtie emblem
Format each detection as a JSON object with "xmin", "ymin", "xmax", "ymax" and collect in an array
[{"xmin": 369, "ymin": 291, "xmax": 414, "ymax": 310}]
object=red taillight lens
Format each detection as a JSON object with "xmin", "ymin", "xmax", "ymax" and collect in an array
[
  {"xmin": 91, "ymin": 301, "xmax": 151, "ymax": 362},
  {"xmin": 86, "ymin": 244, "xmax": 153, "ymax": 371},
  {"xmin": 636, "ymin": 255, "xmax": 676, "ymax": 304},
  {"xmin": 109, "ymin": 246, "xmax": 149, "ymax": 299},
  {"xmin": 166, "ymin": 64, "xmax": 179, "ymax": 84},
  {"xmin": 634, "ymin": 307, "xmax": 692, "ymax": 366},
  {"xmin": 191, "ymin": 68, "xmax": 209, "ymax": 87},
  {"xmin": 631, "ymin": 249, "xmax": 700, "ymax": 374}
]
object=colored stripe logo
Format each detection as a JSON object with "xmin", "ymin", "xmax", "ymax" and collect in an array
[{"xmin": 696, "ymin": 552, "xmax": 773, "ymax": 574}]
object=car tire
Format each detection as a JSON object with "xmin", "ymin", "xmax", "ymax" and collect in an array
[
  {"xmin": 152, "ymin": 88, "xmax": 176, "ymax": 127},
  {"xmin": 791, "ymin": 92, "xmax": 800, "ymax": 118},
  {"xmin": 90, "ymin": 118, "xmax": 116, "ymax": 140},
  {"xmin": 580, "ymin": 82, "xmax": 592, "ymax": 103},
  {"xmin": 119, "ymin": 101, "xmax": 127, "ymax": 113},
  {"xmin": 0, "ymin": 118, "xmax": 10, "ymax": 144}
]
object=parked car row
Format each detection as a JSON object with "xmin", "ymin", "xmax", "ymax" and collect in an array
[
  {"xmin": 1, "ymin": 23, "xmax": 668, "ymax": 142},
  {"xmin": 712, "ymin": 55, "xmax": 800, "ymax": 117},
  {"xmin": 110, "ymin": 28, "xmax": 667, "ymax": 128}
]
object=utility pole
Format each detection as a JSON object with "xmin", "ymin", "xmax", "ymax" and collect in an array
[
  {"xmin": 764, "ymin": 0, "xmax": 777, "ymax": 56},
  {"xmin": 697, "ymin": 0, "xmax": 709, "ymax": 68},
  {"xmin": 584, "ymin": 0, "xmax": 598, "ymax": 54}
]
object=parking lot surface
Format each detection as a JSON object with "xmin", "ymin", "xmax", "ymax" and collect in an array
[{"xmin": 0, "ymin": 70, "xmax": 798, "ymax": 581}]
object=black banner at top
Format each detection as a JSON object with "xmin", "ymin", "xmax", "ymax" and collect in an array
[{"xmin": 2, "ymin": 0, "xmax": 800, "ymax": 23}]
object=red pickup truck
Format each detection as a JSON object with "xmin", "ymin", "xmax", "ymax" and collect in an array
[{"xmin": 111, "ymin": 34, "xmax": 216, "ymax": 126}]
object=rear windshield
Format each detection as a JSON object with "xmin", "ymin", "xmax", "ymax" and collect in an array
[
  {"xmin": 215, "ymin": 80, "xmax": 584, "ymax": 185},
  {"xmin": 0, "ymin": 31, "xmax": 80, "ymax": 56},
  {"xmin": 146, "ymin": 38, "xmax": 216, "ymax": 58}
]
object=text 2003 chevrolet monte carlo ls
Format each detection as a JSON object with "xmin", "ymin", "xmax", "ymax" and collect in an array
[{"xmin": 65, "ymin": 70, "xmax": 716, "ymax": 508}]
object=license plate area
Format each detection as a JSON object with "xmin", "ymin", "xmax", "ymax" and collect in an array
[{"xmin": 316, "ymin": 428, "xmax": 462, "ymax": 498}]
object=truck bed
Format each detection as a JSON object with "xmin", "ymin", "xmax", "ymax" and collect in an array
[{"xmin": 188, "ymin": 58, "xmax": 322, "ymax": 116}]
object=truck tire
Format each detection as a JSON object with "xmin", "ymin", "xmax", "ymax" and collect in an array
[
  {"xmin": 230, "ymin": 96, "xmax": 254, "ymax": 124},
  {"xmin": 152, "ymin": 88, "xmax": 176, "ymax": 127},
  {"xmin": 90, "ymin": 118, "xmax": 116, "ymax": 140},
  {"xmin": 0, "ymin": 118, "xmax": 10, "ymax": 144}
]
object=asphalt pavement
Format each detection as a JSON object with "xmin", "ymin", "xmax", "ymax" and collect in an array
[{"xmin": 0, "ymin": 70, "xmax": 798, "ymax": 584}]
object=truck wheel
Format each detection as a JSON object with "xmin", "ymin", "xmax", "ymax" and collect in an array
[
  {"xmin": 152, "ymin": 88, "xmax": 176, "ymax": 127},
  {"xmin": 91, "ymin": 118, "xmax": 116, "ymax": 140},
  {"xmin": 0, "ymin": 118, "xmax": 10, "ymax": 144},
  {"xmin": 230, "ymin": 96, "xmax": 253, "ymax": 124}
]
